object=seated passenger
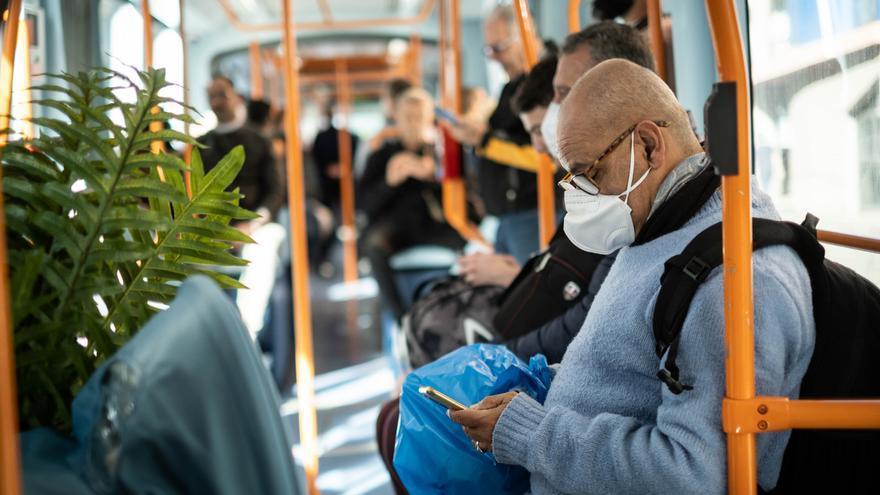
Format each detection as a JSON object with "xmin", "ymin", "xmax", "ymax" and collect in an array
[
  {"xmin": 461, "ymin": 21, "xmax": 657, "ymax": 288},
  {"xmin": 368, "ymin": 78, "xmax": 413, "ymax": 153},
  {"xmin": 359, "ymin": 88, "xmax": 465, "ymax": 319},
  {"xmin": 460, "ymin": 23, "xmax": 657, "ymax": 364},
  {"xmin": 450, "ymin": 60, "xmax": 815, "ymax": 493}
]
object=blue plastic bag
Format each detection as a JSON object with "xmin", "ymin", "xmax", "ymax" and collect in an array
[{"xmin": 393, "ymin": 344, "xmax": 552, "ymax": 494}]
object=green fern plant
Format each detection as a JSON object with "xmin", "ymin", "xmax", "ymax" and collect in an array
[{"xmin": 2, "ymin": 66, "xmax": 258, "ymax": 431}]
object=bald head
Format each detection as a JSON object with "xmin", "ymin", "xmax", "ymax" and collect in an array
[{"xmin": 558, "ymin": 59, "xmax": 702, "ymax": 233}]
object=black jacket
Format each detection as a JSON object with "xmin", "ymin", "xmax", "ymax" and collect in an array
[
  {"xmin": 312, "ymin": 125, "xmax": 359, "ymax": 206},
  {"xmin": 197, "ymin": 125, "xmax": 284, "ymax": 216},
  {"xmin": 476, "ymin": 75, "xmax": 540, "ymax": 216},
  {"xmin": 358, "ymin": 140, "xmax": 444, "ymax": 229}
]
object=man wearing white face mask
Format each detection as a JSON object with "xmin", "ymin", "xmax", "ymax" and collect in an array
[
  {"xmin": 542, "ymin": 22, "xmax": 657, "ymax": 161},
  {"xmin": 450, "ymin": 60, "xmax": 815, "ymax": 494}
]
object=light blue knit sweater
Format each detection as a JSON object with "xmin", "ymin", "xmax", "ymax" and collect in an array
[{"xmin": 492, "ymin": 176, "xmax": 816, "ymax": 494}]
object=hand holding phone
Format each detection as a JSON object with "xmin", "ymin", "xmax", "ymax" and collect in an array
[{"xmin": 419, "ymin": 386, "xmax": 467, "ymax": 411}]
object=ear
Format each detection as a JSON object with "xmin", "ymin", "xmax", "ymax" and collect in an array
[{"xmin": 636, "ymin": 121, "xmax": 666, "ymax": 170}]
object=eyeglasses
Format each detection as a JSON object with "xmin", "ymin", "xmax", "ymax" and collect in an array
[
  {"xmin": 483, "ymin": 38, "xmax": 514, "ymax": 57},
  {"xmin": 558, "ymin": 120, "xmax": 671, "ymax": 195}
]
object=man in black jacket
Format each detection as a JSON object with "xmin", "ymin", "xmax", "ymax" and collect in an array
[
  {"xmin": 198, "ymin": 76, "xmax": 284, "ymax": 231},
  {"xmin": 359, "ymin": 88, "xmax": 464, "ymax": 319},
  {"xmin": 446, "ymin": 5, "xmax": 542, "ymax": 264}
]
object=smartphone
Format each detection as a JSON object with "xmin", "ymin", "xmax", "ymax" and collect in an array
[
  {"xmin": 419, "ymin": 386, "xmax": 467, "ymax": 411},
  {"xmin": 434, "ymin": 107, "xmax": 460, "ymax": 126}
]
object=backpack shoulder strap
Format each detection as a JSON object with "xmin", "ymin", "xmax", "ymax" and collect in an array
[{"xmin": 652, "ymin": 215, "xmax": 823, "ymax": 394}]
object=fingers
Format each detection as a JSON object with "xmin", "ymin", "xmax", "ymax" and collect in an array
[
  {"xmin": 472, "ymin": 395, "xmax": 504, "ymax": 411},
  {"xmin": 473, "ymin": 392, "xmax": 517, "ymax": 410},
  {"xmin": 448, "ymin": 407, "xmax": 484, "ymax": 428},
  {"xmin": 449, "ymin": 409, "xmax": 494, "ymax": 445}
]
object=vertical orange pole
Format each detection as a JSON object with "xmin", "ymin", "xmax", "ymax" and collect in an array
[
  {"xmin": 449, "ymin": 0, "xmax": 461, "ymax": 115},
  {"xmin": 647, "ymin": 0, "xmax": 667, "ymax": 83},
  {"xmin": 180, "ymin": 0, "xmax": 192, "ymax": 197},
  {"xmin": 142, "ymin": 0, "xmax": 166, "ymax": 183},
  {"xmin": 334, "ymin": 59, "xmax": 357, "ymax": 284},
  {"xmin": 279, "ymin": 0, "xmax": 320, "ymax": 493},
  {"xmin": 568, "ymin": 0, "xmax": 582, "ymax": 33},
  {"xmin": 512, "ymin": 0, "xmax": 555, "ymax": 249},
  {"xmin": 142, "ymin": 0, "xmax": 153, "ymax": 67},
  {"xmin": 249, "ymin": 41, "xmax": 264, "ymax": 100},
  {"xmin": 438, "ymin": 0, "xmax": 447, "ymax": 106},
  {"xmin": 705, "ymin": 1, "xmax": 756, "ymax": 494},
  {"xmin": 438, "ymin": 0, "xmax": 484, "ymax": 244},
  {"xmin": 0, "ymin": 2, "xmax": 24, "ymax": 494},
  {"xmin": 408, "ymin": 33, "xmax": 422, "ymax": 85},
  {"xmin": 180, "ymin": 0, "xmax": 189, "ymax": 136},
  {"xmin": 13, "ymin": 19, "xmax": 32, "ymax": 139}
]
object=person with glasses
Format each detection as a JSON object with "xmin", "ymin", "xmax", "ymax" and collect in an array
[
  {"xmin": 450, "ymin": 59, "xmax": 815, "ymax": 494},
  {"xmin": 444, "ymin": 5, "xmax": 544, "ymax": 265}
]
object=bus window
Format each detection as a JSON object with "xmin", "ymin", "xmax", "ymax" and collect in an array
[
  {"xmin": 748, "ymin": 0, "xmax": 880, "ymax": 284},
  {"xmin": 107, "ymin": 2, "xmax": 144, "ymax": 125},
  {"xmin": 153, "ymin": 29, "xmax": 184, "ymax": 135}
]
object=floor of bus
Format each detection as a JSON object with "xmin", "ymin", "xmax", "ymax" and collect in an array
[{"xmin": 270, "ymin": 243, "xmax": 397, "ymax": 495}]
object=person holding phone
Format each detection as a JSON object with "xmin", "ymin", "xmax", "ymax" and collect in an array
[
  {"xmin": 443, "ymin": 5, "xmax": 545, "ymax": 265},
  {"xmin": 359, "ymin": 88, "xmax": 465, "ymax": 319}
]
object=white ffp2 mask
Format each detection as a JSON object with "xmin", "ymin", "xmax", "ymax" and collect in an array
[
  {"xmin": 562, "ymin": 132, "xmax": 650, "ymax": 254},
  {"xmin": 541, "ymin": 102, "xmax": 561, "ymax": 161}
]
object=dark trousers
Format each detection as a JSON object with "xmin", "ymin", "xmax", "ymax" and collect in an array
[{"xmin": 362, "ymin": 218, "xmax": 463, "ymax": 319}]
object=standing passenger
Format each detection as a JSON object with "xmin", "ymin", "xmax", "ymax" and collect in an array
[
  {"xmin": 199, "ymin": 76, "xmax": 284, "ymax": 230},
  {"xmin": 312, "ymin": 100, "xmax": 360, "ymax": 209}
]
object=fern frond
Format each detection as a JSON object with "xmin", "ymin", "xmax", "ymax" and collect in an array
[{"xmin": 6, "ymin": 66, "xmax": 257, "ymax": 431}]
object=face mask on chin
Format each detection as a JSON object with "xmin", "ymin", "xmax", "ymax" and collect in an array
[
  {"xmin": 562, "ymin": 132, "xmax": 651, "ymax": 255},
  {"xmin": 541, "ymin": 101, "xmax": 561, "ymax": 161}
]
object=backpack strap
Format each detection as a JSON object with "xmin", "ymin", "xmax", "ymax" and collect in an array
[{"xmin": 653, "ymin": 214, "xmax": 824, "ymax": 394}]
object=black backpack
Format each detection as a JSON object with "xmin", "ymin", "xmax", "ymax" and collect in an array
[
  {"xmin": 401, "ymin": 277, "xmax": 504, "ymax": 369},
  {"xmin": 493, "ymin": 231, "xmax": 605, "ymax": 340},
  {"xmin": 653, "ymin": 213, "xmax": 880, "ymax": 492}
]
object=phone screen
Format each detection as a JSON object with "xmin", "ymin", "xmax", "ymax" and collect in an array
[
  {"xmin": 419, "ymin": 386, "xmax": 467, "ymax": 411},
  {"xmin": 434, "ymin": 107, "xmax": 460, "ymax": 126}
]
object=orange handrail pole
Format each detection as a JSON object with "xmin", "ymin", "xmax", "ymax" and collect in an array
[
  {"xmin": 723, "ymin": 396, "xmax": 880, "ymax": 434},
  {"xmin": 568, "ymin": 0, "xmax": 582, "ymax": 33},
  {"xmin": 298, "ymin": 70, "xmax": 404, "ymax": 85},
  {"xmin": 438, "ymin": 0, "xmax": 447, "ymax": 107},
  {"xmin": 179, "ymin": 0, "xmax": 190, "ymax": 134},
  {"xmin": 141, "ymin": 0, "xmax": 167, "ymax": 183},
  {"xmin": 180, "ymin": 0, "xmax": 192, "ymax": 196},
  {"xmin": 279, "ymin": 0, "xmax": 320, "ymax": 493},
  {"xmin": 408, "ymin": 33, "xmax": 422, "ymax": 85},
  {"xmin": 334, "ymin": 59, "xmax": 358, "ymax": 284},
  {"xmin": 317, "ymin": 0, "xmax": 333, "ymax": 24},
  {"xmin": 437, "ymin": 0, "xmax": 484, "ymax": 244},
  {"xmin": 141, "ymin": 0, "xmax": 153, "ymax": 68},
  {"xmin": 218, "ymin": 0, "xmax": 434, "ymax": 32},
  {"xmin": 512, "ymin": 0, "xmax": 555, "ymax": 249},
  {"xmin": 817, "ymin": 229, "xmax": 880, "ymax": 254},
  {"xmin": 0, "ymin": 2, "xmax": 24, "ymax": 494},
  {"xmin": 12, "ymin": 19, "xmax": 32, "ymax": 139},
  {"xmin": 705, "ymin": 1, "xmax": 757, "ymax": 494},
  {"xmin": 249, "ymin": 42, "xmax": 264, "ymax": 100},
  {"xmin": 647, "ymin": 0, "xmax": 667, "ymax": 83}
]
